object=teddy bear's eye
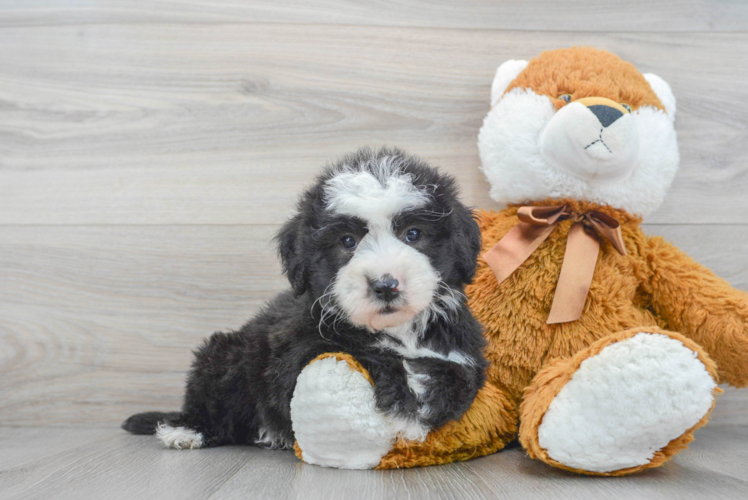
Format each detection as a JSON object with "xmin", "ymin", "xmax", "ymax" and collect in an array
[
  {"xmin": 621, "ymin": 103, "xmax": 631, "ymax": 112},
  {"xmin": 559, "ymin": 94, "xmax": 572, "ymax": 104}
]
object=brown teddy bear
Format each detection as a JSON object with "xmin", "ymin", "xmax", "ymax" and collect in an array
[{"xmin": 290, "ymin": 47, "xmax": 748, "ymax": 475}]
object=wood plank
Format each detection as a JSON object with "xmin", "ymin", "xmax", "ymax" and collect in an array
[
  {"xmin": 1, "ymin": 224, "xmax": 747, "ymax": 426},
  {"xmin": 0, "ymin": 430, "xmax": 257, "ymax": 500},
  {"xmin": 0, "ymin": 225, "xmax": 286, "ymax": 426},
  {"xmin": 675, "ymin": 426, "xmax": 748, "ymax": 483},
  {"xmin": 0, "ymin": 26, "xmax": 746, "ymax": 225},
  {"xmin": 0, "ymin": 1, "xmax": 746, "ymax": 32},
  {"xmin": 0, "ymin": 427, "xmax": 112, "ymax": 470},
  {"xmin": 213, "ymin": 447, "xmax": 503, "ymax": 500},
  {"xmin": 460, "ymin": 426, "xmax": 748, "ymax": 500},
  {"xmin": 0, "ymin": 426, "xmax": 747, "ymax": 500}
]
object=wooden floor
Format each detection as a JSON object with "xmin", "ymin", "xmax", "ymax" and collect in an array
[
  {"xmin": 1, "ymin": 1, "xmax": 748, "ymax": 498},
  {"xmin": 1, "ymin": 426, "xmax": 747, "ymax": 500}
]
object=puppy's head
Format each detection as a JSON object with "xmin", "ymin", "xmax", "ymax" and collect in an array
[{"xmin": 276, "ymin": 147, "xmax": 480, "ymax": 332}]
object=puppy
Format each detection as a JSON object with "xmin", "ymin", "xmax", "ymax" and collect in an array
[{"xmin": 123, "ymin": 147, "xmax": 486, "ymax": 451}]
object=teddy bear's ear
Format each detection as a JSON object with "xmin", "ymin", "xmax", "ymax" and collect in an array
[
  {"xmin": 643, "ymin": 73, "xmax": 676, "ymax": 120},
  {"xmin": 491, "ymin": 59, "xmax": 528, "ymax": 107}
]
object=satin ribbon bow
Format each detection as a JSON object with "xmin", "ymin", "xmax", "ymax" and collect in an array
[{"xmin": 483, "ymin": 205, "xmax": 627, "ymax": 324}]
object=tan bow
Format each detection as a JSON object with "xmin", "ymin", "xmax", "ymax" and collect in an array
[{"xmin": 483, "ymin": 205, "xmax": 627, "ymax": 324}]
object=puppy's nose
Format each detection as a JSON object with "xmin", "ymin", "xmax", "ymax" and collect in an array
[{"xmin": 371, "ymin": 274, "xmax": 399, "ymax": 302}]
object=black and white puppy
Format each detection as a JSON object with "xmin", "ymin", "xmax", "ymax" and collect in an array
[{"xmin": 123, "ymin": 147, "xmax": 485, "ymax": 452}]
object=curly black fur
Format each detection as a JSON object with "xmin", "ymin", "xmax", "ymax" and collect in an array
[{"xmin": 123, "ymin": 147, "xmax": 486, "ymax": 450}]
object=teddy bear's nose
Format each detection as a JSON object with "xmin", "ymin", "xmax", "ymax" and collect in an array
[
  {"xmin": 588, "ymin": 105, "xmax": 624, "ymax": 128},
  {"xmin": 575, "ymin": 96, "xmax": 629, "ymax": 129}
]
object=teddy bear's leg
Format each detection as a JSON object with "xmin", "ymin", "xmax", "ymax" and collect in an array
[
  {"xmin": 290, "ymin": 352, "xmax": 400, "ymax": 469},
  {"xmin": 519, "ymin": 326, "xmax": 721, "ymax": 476},
  {"xmin": 376, "ymin": 380, "xmax": 518, "ymax": 469},
  {"xmin": 291, "ymin": 352, "xmax": 519, "ymax": 469}
]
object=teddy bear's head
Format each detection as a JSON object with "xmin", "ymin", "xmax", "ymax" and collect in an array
[{"xmin": 478, "ymin": 47, "xmax": 678, "ymax": 216}]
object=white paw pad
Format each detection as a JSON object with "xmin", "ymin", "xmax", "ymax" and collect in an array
[
  {"xmin": 291, "ymin": 357, "xmax": 399, "ymax": 469},
  {"xmin": 538, "ymin": 333, "xmax": 716, "ymax": 473}
]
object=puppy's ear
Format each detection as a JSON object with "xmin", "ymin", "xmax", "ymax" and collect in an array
[
  {"xmin": 450, "ymin": 205, "xmax": 482, "ymax": 285},
  {"xmin": 275, "ymin": 214, "xmax": 309, "ymax": 295}
]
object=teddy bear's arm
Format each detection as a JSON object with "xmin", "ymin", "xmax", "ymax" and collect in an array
[{"xmin": 646, "ymin": 235, "xmax": 748, "ymax": 387}]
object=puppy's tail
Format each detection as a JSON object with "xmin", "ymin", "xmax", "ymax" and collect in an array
[{"xmin": 121, "ymin": 411, "xmax": 182, "ymax": 435}]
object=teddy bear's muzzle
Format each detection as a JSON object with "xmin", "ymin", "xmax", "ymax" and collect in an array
[{"xmin": 539, "ymin": 96, "xmax": 640, "ymax": 183}]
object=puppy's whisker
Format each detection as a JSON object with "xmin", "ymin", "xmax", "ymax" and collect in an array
[
  {"xmin": 317, "ymin": 311, "xmax": 332, "ymax": 340},
  {"xmin": 331, "ymin": 308, "xmax": 347, "ymax": 332},
  {"xmin": 320, "ymin": 301, "xmax": 337, "ymax": 327},
  {"xmin": 424, "ymin": 279, "xmax": 464, "ymax": 325},
  {"xmin": 311, "ymin": 281, "xmax": 336, "ymax": 315},
  {"xmin": 315, "ymin": 280, "xmax": 340, "ymax": 340},
  {"xmin": 326, "ymin": 303, "xmax": 349, "ymax": 335}
]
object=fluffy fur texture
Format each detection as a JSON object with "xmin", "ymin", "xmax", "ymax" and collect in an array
[
  {"xmin": 155, "ymin": 423, "xmax": 204, "ymax": 450},
  {"xmin": 291, "ymin": 354, "xmax": 400, "ymax": 469},
  {"xmin": 460, "ymin": 202, "xmax": 742, "ymax": 475},
  {"xmin": 122, "ymin": 148, "xmax": 487, "ymax": 460},
  {"xmin": 490, "ymin": 59, "xmax": 528, "ymax": 107},
  {"xmin": 504, "ymin": 47, "xmax": 665, "ymax": 112},
  {"xmin": 536, "ymin": 332, "xmax": 716, "ymax": 473},
  {"xmin": 460, "ymin": 46, "xmax": 748, "ymax": 476},
  {"xmin": 301, "ymin": 48, "xmax": 748, "ymax": 474},
  {"xmin": 472, "ymin": 201, "xmax": 748, "ymax": 397},
  {"xmin": 292, "ymin": 358, "xmax": 518, "ymax": 470},
  {"xmin": 125, "ymin": 48, "xmax": 748, "ymax": 474},
  {"xmin": 478, "ymin": 47, "xmax": 679, "ymax": 217},
  {"xmin": 519, "ymin": 327, "xmax": 721, "ymax": 476}
]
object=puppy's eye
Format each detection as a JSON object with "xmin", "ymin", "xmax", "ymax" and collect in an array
[
  {"xmin": 559, "ymin": 94, "xmax": 572, "ymax": 104},
  {"xmin": 621, "ymin": 103, "xmax": 631, "ymax": 112},
  {"xmin": 405, "ymin": 228, "xmax": 421, "ymax": 243},
  {"xmin": 341, "ymin": 235, "xmax": 358, "ymax": 250}
]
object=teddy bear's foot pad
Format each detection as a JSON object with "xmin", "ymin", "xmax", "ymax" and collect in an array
[
  {"xmin": 291, "ymin": 354, "xmax": 410, "ymax": 469},
  {"xmin": 538, "ymin": 332, "xmax": 716, "ymax": 473}
]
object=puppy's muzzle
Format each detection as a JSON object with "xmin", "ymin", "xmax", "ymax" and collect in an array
[{"xmin": 370, "ymin": 274, "xmax": 400, "ymax": 303}]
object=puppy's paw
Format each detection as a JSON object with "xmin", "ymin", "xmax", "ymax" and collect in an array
[
  {"xmin": 388, "ymin": 416, "xmax": 430, "ymax": 442},
  {"xmin": 291, "ymin": 353, "xmax": 399, "ymax": 469},
  {"xmin": 155, "ymin": 423, "xmax": 204, "ymax": 450}
]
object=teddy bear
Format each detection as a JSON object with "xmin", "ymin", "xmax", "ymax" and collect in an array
[{"xmin": 289, "ymin": 47, "xmax": 748, "ymax": 475}]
